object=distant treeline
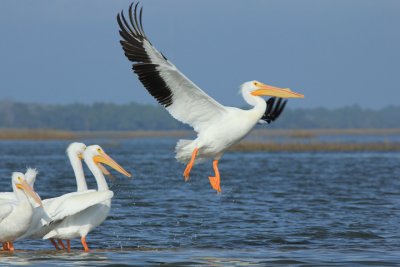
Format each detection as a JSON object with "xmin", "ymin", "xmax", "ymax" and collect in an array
[{"xmin": 0, "ymin": 100, "xmax": 399, "ymax": 130}]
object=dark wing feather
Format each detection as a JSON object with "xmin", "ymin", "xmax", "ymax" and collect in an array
[
  {"xmin": 261, "ymin": 97, "xmax": 287, "ymax": 124},
  {"xmin": 117, "ymin": 4, "xmax": 173, "ymax": 107},
  {"xmin": 117, "ymin": 2, "xmax": 226, "ymax": 133}
]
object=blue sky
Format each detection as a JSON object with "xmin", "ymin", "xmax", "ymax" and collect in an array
[{"xmin": 0, "ymin": 0, "xmax": 399, "ymax": 108}]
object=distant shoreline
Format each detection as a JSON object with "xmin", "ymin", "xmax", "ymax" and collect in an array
[
  {"xmin": 1, "ymin": 101, "xmax": 400, "ymax": 130},
  {"xmin": 231, "ymin": 142, "xmax": 400, "ymax": 152},
  {"xmin": 0, "ymin": 129, "xmax": 193, "ymax": 140},
  {"xmin": 0, "ymin": 128, "xmax": 400, "ymax": 140},
  {"xmin": 1, "ymin": 128, "xmax": 400, "ymax": 152}
]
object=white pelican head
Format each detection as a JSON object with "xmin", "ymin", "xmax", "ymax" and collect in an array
[
  {"xmin": 24, "ymin": 168, "xmax": 38, "ymax": 188},
  {"xmin": 67, "ymin": 142, "xmax": 87, "ymax": 160},
  {"xmin": 241, "ymin": 80, "xmax": 304, "ymax": 99},
  {"xmin": 84, "ymin": 145, "xmax": 132, "ymax": 178},
  {"xmin": 12, "ymin": 172, "xmax": 42, "ymax": 206}
]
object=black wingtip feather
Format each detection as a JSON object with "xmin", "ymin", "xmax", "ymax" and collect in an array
[
  {"xmin": 261, "ymin": 97, "xmax": 288, "ymax": 124},
  {"xmin": 139, "ymin": 7, "xmax": 145, "ymax": 37},
  {"xmin": 117, "ymin": 2, "xmax": 174, "ymax": 108},
  {"xmin": 133, "ymin": 63, "xmax": 174, "ymax": 107}
]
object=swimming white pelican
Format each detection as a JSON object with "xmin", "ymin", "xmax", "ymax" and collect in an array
[
  {"xmin": 0, "ymin": 172, "xmax": 42, "ymax": 251},
  {"xmin": 42, "ymin": 145, "xmax": 131, "ymax": 252},
  {"xmin": 117, "ymin": 3, "xmax": 304, "ymax": 192}
]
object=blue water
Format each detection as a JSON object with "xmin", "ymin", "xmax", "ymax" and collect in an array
[{"xmin": 1, "ymin": 138, "xmax": 400, "ymax": 266}]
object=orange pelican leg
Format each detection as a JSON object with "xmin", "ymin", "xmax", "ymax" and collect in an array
[
  {"xmin": 2, "ymin": 242, "xmax": 9, "ymax": 251},
  {"xmin": 81, "ymin": 236, "xmax": 89, "ymax": 252},
  {"xmin": 50, "ymin": 238, "xmax": 61, "ymax": 250},
  {"xmin": 208, "ymin": 160, "xmax": 221, "ymax": 193},
  {"xmin": 183, "ymin": 148, "xmax": 199, "ymax": 181},
  {"xmin": 57, "ymin": 239, "xmax": 66, "ymax": 250},
  {"xmin": 67, "ymin": 240, "xmax": 71, "ymax": 252},
  {"xmin": 8, "ymin": 242, "xmax": 14, "ymax": 252}
]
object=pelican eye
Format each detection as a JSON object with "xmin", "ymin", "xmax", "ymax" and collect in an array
[
  {"xmin": 97, "ymin": 148, "xmax": 102, "ymax": 153},
  {"xmin": 18, "ymin": 177, "xmax": 22, "ymax": 181},
  {"xmin": 253, "ymin": 82, "xmax": 258, "ymax": 86}
]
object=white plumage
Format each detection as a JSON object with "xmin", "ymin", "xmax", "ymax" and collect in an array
[
  {"xmin": 0, "ymin": 168, "xmax": 38, "ymax": 201},
  {"xmin": 0, "ymin": 172, "xmax": 43, "ymax": 251},
  {"xmin": 18, "ymin": 143, "xmax": 89, "ymax": 249},
  {"xmin": 117, "ymin": 3, "xmax": 304, "ymax": 192},
  {"xmin": 42, "ymin": 145, "xmax": 131, "ymax": 252},
  {"xmin": 19, "ymin": 143, "xmax": 130, "ymax": 252}
]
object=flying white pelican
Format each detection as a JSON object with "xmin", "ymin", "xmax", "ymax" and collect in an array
[
  {"xmin": 0, "ymin": 172, "xmax": 43, "ymax": 251},
  {"xmin": 117, "ymin": 3, "xmax": 304, "ymax": 192},
  {"xmin": 43, "ymin": 145, "xmax": 131, "ymax": 252}
]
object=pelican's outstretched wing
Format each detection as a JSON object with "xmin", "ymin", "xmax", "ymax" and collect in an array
[
  {"xmin": 42, "ymin": 190, "xmax": 114, "ymax": 240},
  {"xmin": 117, "ymin": 3, "xmax": 226, "ymax": 133},
  {"xmin": 45, "ymin": 190, "xmax": 113, "ymax": 221},
  {"xmin": 18, "ymin": 190, "xmax": 108, "ymax": 240}
]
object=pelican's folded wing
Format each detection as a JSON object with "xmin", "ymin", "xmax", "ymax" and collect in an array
[
  {"xmin": 0, "ymin": 192, "xmax": 16, "ymax": 201},
  {"xmin": 17, "ymin": 205, "xmax": 53, "ymax": 240},
  {"xmin": 0, "ymin": 202, "xmax": 14, "ymax": 223},
  {"xmin": 43, "ymin": 189, "xmax": 96, "ymax": 212},
  {"xmin": 117, "ymin": 3, "xmax": 227, "ymax": 133},
  {"xmin": 48, "ymin": 190, "xmax": 114, "ymax": 222}
]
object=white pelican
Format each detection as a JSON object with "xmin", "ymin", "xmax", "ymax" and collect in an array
[
  {"xmin": 68, "ymin": 142, "xmax": 88, "ymax": 192},
  {"xmin": 117, "ymin": 3, "xmax": 304, "ymax": 192},
  {"xmin": 18, "ymin": 142, "xmax": 88, "ymax": 250},
  {"xmin": 1, "ymin": 168, "xmax": 52, "ymax": 247},
  {"xmin": 42, "ymin": 145, "xmax": 131, "ymax": 252},
  {"xmin": 19, "ymin": 143, "xmax": 114, "ymax": 250},
  {"xmin": 64, "ymin": 142, "xmax": 112, "ymax": 190},
  {"xmin": 0, "ymin": 168, "xmax": 38, "ymax": 201},
  {"xmin": 0, "ymin": 172, "xmax": 42, "ymax": 251}
]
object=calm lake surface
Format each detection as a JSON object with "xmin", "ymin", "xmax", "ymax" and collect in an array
[{"xmin": 0, "ymin": 138, "xmax": 400, "ymax": 266}]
